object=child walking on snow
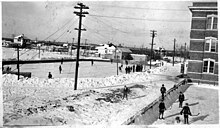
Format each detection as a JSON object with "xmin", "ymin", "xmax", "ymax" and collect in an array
[
  {"xmin": 122, "ymin": 85, "xmax": 129, "ymax": 100},
  {"xmin": 160, "ymin": 84, "xmax": 166, "ymax": 100},
  {"xmin": 180, "ymin": 103, "xmax": 192, "ymax": 124},
  {"xmin": 179, "ymin": 92, "xmax": 185, "ymax": 108},
  {"xmin": 159, "ymin": 100, "xmax": 166, "ymax": 119}
]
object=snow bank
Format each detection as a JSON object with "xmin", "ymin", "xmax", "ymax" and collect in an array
[
  {"xmin": 3, "ymin": 63, "xmax": 169, "ymax": 90},
  {"xmin": 3, "ymin": 66, "xmax": 168, "ymax": 89}
]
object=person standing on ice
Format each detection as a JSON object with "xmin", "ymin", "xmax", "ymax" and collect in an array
[
  {"xmin": 59, "ymin": 65, "xmax": 62, "ymax": 74},
  {"xmin": 119, "ymin": 66, "xmax": 122, "ymax": 72},
  {"xmin": 122, "ymin": 85, "xmax": 129, "ymax": 100},
  {"xmin": 160, "ymin": 84, "xmax": 166, "ymax": 100},
  {"xmin": 61, "ymin": 58, "xmax": 64, "ymax": 64},
  {"xmin": 133, "ymin": 65, "xmax": 135, "ymax": 72},
  {"xmin": 180, "ymin": 103, "xmax": 192, "ymax": 124},
  {"xmin": 159, "ymin": 100, "xmax": 166, "ymax": 119},
  {"xmin": 48, "ymin": 72, "xmax": 52, "ymax": 79},
  {"xmin": 125, "ymin": 66, "xmax": 128, "ymax": 74},
  {"xmin": 91, "ymin": 60, "xmax": 94, "ymax": 66},
  {"xmin": 179, "ymin": 92, "xmax": 185, "ymax": 108}
]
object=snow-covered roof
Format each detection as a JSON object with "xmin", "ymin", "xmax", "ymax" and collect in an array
[
  {"xmin": 14, "ymin": 34, "xmax": 30, "ymax": 40},
  {"xmin": 95, "ymin": 44, "xmax": 116, "ymax": 50},
  {"xmin": 155, "ymin": 47, "xmax": 165, "ymax": 51}
]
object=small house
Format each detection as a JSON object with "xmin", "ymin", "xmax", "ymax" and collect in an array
[{"xmin": 14, "ymin": 34, "xmax": 31, "ymax": 47}]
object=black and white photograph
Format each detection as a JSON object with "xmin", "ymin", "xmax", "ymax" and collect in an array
[{"xmin": 1, "ymin": 0, "xmax": 219, "ymax": 127}]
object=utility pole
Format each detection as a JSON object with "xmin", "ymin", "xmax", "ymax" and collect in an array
[
  {"xmin": 74, "ymin": 3, "xmax": 89, "ymax": 90},
  {"xmin": 150, "ymin": 30, "xmax": 157, "ymax": 69},
  {"xmin": 71, "ymin": 38, "xmax": 74, "ymax": 56},
  {"xmin": 38, "ymin": 45, "xmax": 40, "ymax": 59},
  {"xmin": 173, "ymin": 38, "xmax": 176, "ymax": 66},
  {"xmin": 184, "ymin": 42, "xmax": 186, "ymax": 62},
  {"xmin": 84, "ymin": 39, "xmax": 87, "ymax": 56},
  {"xmin": 17, "ymin": 45, "xmax": 20, "ymax": 80},
  {"xmin": 115, "ymin": 46, "xmax": 118, "ymax": 75}
]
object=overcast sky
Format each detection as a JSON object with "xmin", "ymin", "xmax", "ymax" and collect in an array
[{"xmin": 2, "ymin": 0, "xmax": 211, "ymax": 50}]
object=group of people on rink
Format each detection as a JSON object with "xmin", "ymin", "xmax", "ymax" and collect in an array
[
  {"xmin": 158, "ymin": 81, "xmax": 193, "ymax": 124},
  {"xmin": 119, "ymin": 64, "xmax": 144, "ymax": 74}
]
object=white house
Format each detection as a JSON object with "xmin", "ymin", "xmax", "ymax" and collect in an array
[
  {"xmin": 95, "ymin": 44, "xmax": 116, "ymax": 54},
  {"xmin": 13, "ymin": 34, "xmax": 31, "ymax": 47}
]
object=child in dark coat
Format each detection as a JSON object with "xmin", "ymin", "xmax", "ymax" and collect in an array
[
  {"xmin": 180, "ymin": 103, "xmax": 192, "ymax": 124},
  {"xmin": 179, "ymin": 92, "xmax": 185, "ymax": 108},
  {"xmin": 159, "ymin": 100, "xmax": 166, "ymax": 119},
  {"xmin": 160, "ymin": 84, "xmax": 166, "ymax": 100},
  {"xmin": 123, "ymin": 85, "xmax": 129, "ymax": 100}
]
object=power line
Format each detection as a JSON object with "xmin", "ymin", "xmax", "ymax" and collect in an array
[
  {"xmin": 88, "ymin": 10, "xmax": 148, "ymax": 35},
  {"xmin": 89, "ymin": 16, "xmax": 128, "ymax": 33},
  {"xmin": 53, "ymin": 20, "xmax": 77, "ymax": 42},
  {"xmin": 88, "ymin": 16, "xmax": 147, "ymax": 36},
  {"xmin": 83, "ymin": 24, "xmax": 123, "ymax": 45},
  {"xmin": 17, "ymin": 19, "xmax": 77, "ymax": 59},
  {"xmin": 89, "ymin": 14, "xmax": 190, "ymax": 22},
  {"xmin": 43, "ymin": 18, "xmax": 77, "ymax": 41},
  {"xmin": 19, "ymin": 48, "xmax": 33, "ymax": 57},
  {"xmin": 89, "ymin": 4, "xmax": 189, "ymax": 11},
  {"xmin": 11, "ymin": 52, "xmax": 39, "ymax": 72},
  {"xmin": 86, "ymin": 17, "xmax": 147, "ymax": 44},
  {"xmin": 82, "ymin": 24, "xmax": 108, "ymax": 40},
  {"xmin": 54, "ymin": 30, "xmax": 67, "ymax": 41}
]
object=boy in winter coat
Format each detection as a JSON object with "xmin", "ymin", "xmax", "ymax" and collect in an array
[
  {"xmin": 159, "ymin": 100, "xmax": 166, "ymax": 119},
  {"xmin": 59, "ymin": 65, "xmax": 62, "ymax": 74},
  {"xmin": 48, "ymin": 72, "xmax": 52, "ymax": 79},
  {"xmin": 160, "ymin": 84, "xmax": 166, "ymax": 100},
  {"xmin": 123, "ymin": 85, "xmax": 129, "ymax": 100},
  {"xmin": 179, "ymin": 92, "xmax": 185, "ymax": 108},
  {"xmin": 180, "ymin": 103, "xmax": 192, "ymax": 124}
]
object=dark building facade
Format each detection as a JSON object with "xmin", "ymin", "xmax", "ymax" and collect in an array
[{"xmin": 188, "ymin": 2, "xmax": 218, "ymax": 84}]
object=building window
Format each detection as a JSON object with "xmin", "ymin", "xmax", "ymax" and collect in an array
[
  {"xmin": 206, "ymin": 15, "xmax": 218, "ymax": 30},
  {"xmin": 205, "ymin": 37, "xmax": 218, "ymax": 52},
  {"xmin": 203, "ymin": 59, "xmax": 215, "ymax": 73}
]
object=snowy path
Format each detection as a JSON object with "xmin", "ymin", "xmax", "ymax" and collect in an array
[{"xmin": 152, "ymin": 83, "xmax": 219, "ymax": 125}]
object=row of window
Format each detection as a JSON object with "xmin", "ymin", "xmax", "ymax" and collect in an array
[
  {"xmin": 205, "ymin": 37, "xmax": 218, "ymax": 52},
  {"xmin": 206, "ymin": 15, "xmax": 218, "ymax": 30},
  {"xmin": 203, "ymin": 59, "xmax": 215, "ymax": 73}
]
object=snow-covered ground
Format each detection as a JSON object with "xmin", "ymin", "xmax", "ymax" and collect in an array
[
  {"xmin": 3, "ymin": 62, "xmax": 180, "ymax": 126},
  {"xmin": 9, "ymin": 61, "xmax": 133, "ymax": 78}
]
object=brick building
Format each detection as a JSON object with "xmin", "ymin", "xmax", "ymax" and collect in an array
[{"xmin": 188, "ymin": 2, "xmax": 218, "ymax": 84}]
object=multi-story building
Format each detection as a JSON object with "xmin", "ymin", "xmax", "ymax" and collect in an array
[{"xmin": 188, "ymin": 2, "xmax": 218, "ymax": 84}]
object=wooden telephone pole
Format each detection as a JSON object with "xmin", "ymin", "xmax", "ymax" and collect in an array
[
  {"xmin": 150, "ymin": 30, "xmax": 156, "ymax": 69},
  {"xmin": 173, "ymin": 38, "xmax": 176, "ymax": 66},
  {"xmin": 17, "ymin": 45, "xmax": 20, "ymax": 80},
  {"xmin": 71, "ymin": 38, "xmax": 74, "ymax": 56},
  {"xmin": 73, "ymin": 3, "xmax": 89, "ymax": 90}
]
